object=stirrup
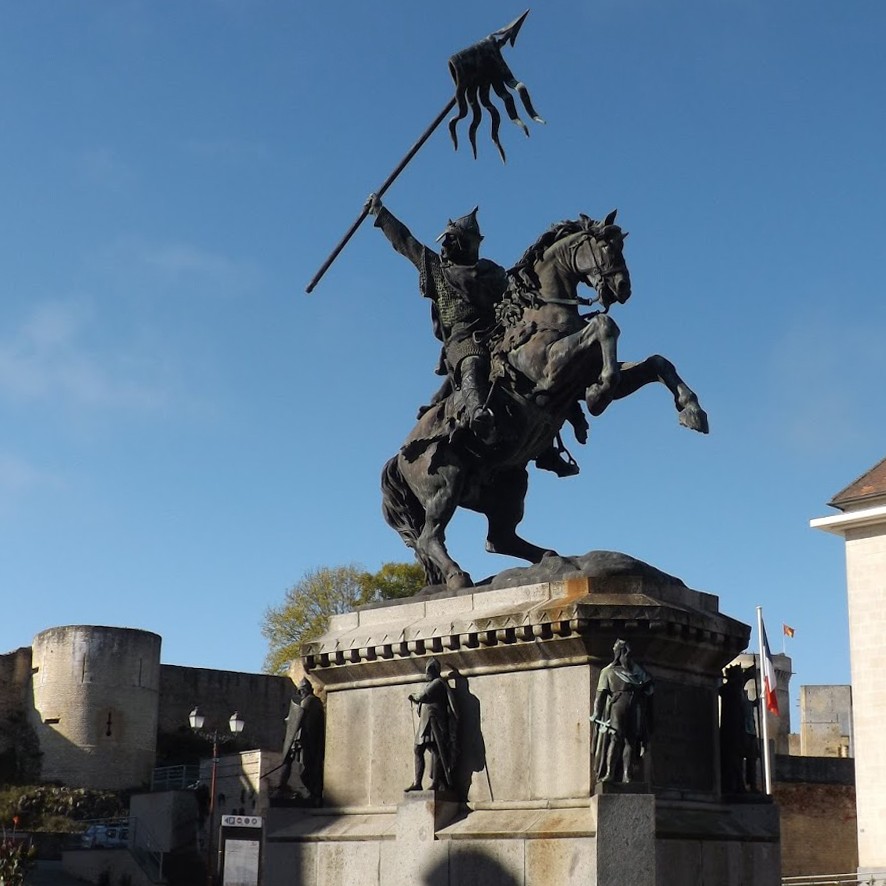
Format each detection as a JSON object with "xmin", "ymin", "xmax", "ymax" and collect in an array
[{"xmin": 536, "ymin": 446, "xmax": 579, "ymax": 478}]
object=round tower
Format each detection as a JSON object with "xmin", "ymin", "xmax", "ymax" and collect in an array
[{"xmin": 30, "ymin": 625, "xmax": 161, "ymax": 790}]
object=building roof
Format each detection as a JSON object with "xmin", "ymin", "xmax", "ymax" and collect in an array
[{"xmin": 829, "ymin": 456, "xmax": 886, "ymax": 511}]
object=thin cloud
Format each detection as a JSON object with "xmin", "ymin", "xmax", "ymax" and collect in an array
[
  {"xmin": 93, "ymin": 236, "xmax": 261, "ymax": 296},
  {"xmin": 0, "ymin": 301, "xmax": 167, "ymax": 411},
  {"xmin": 0, "ymin": 453, "xmax": 60, "ymax": 495},
  {"xmin": 144, "ymin": 243, "xmax": 245, "ymax": 278}
]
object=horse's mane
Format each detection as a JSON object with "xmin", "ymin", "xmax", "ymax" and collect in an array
[
  {"xmin": 495, "ymin": 216, "xmax": 601, "ymax": 326},
  {"xmin": 509, "ymin": 215, "xmax": 600, "ymax": 287}
]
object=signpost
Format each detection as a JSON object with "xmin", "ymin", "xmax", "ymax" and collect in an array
[{"xmin": 220, "ymin": 815, "xmax": 262, "ymax": 886}]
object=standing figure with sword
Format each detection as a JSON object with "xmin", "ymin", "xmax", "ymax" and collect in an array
[
  {"xmin": 592, "ymin": 639, "xmax": 654, "ymax": 784},
  {"xmin": 406, "ymin": 658, "xmax": 459, "ymax": 792}
]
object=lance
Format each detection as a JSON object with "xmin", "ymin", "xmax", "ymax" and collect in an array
[{"xmin": 305, "ymin": 10, "xmax": 543, "ymax": 294}]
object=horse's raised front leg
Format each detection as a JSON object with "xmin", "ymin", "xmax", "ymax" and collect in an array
[
  {"xmin": 613, "ymin": 355, "xmax": 709, "ymax": 433},
  {"xmin": 540, "ymin": 314, "xmax": 622, "ymax": 417},
  {"xmin": 580, "ymin": 314, "xmax": 621, "ymax": 416},
  {"xmin": 479, "ymin": 468, "xmax": 558, "ymax": 564},
  {"xmin": 411, "ymin": 454, "xmax": 474, "ymax": 590}
]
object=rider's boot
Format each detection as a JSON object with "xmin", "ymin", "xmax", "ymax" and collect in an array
[
  {"xmin": 460, "ymin": 356, "xmax": 496, "ymax": 444},
  {"xmin": 535, "ymin": 446, "xmax": 580, "ymax": 477}
]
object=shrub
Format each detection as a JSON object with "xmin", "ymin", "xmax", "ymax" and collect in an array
[
  {"xmin": 0, "ymin": 785, "xmax": 126, "ymax": 831},
  {"xmin": 0, "ymin": 832, "xmax": 37, "ymax": 886}
]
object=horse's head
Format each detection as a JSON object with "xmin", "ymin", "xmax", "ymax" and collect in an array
[
  {"xmin": 506, "ymin": 212, "xmax": 632, "ymax": 319},
  {"xmin": 569, "ymin": 210, "xmax": 631, "ymax": 310}
]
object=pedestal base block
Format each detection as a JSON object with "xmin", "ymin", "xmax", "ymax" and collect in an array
[{"xmin": 264, "ymin": 555, "xmax": 780, "ymax": 885}]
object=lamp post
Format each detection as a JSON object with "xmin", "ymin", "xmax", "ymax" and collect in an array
[{"xmin": 189, "ymin": 706, "xmax": 245, "ymax": 886}]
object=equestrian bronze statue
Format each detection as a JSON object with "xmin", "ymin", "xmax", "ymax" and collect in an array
[{"xmin": 376, "ymin": 203, "xmax": 709, "ymax": 590}]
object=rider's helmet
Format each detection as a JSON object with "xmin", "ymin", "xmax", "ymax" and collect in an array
[
  {"xmin": 437, "ymin": 207, "xmax": 483, "ymax": 243},
  {"xmin": 437, "ymin": 207, "xmax": 483, "ymax": 262}
]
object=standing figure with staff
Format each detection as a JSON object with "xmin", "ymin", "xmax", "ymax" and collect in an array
[{"xmin": 406, "ymin": 658, "xmax": 458, "ymax": 792}]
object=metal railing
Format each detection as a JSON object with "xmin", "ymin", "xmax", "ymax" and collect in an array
[
  {"xmin": 128, "ymin": 816, "xmax": 165, "ymax": 884},
  {"xmin": 151, "ymin": 763, "xmax": 200, "ymax": 792},
  {"xmin": 783, "ymin": 873, "xmax": 886, "ymax": 886}
]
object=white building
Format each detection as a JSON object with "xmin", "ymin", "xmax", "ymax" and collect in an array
[{"xmin": 811, "ymin": 456, "xmax": 886, "ymax": 884}]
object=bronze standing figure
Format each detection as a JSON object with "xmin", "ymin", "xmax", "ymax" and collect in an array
[
  {"xmin": 406, "ymin": 658, "xmax": 458, "ymax": 792},
  {"xmin": 592, "ymin": 639, "xmax": 654, "ymax": 784}
]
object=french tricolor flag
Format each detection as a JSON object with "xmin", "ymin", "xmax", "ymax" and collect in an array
[{"xmin": 761, "ymin": 620, "xmax": 779, "ymax": 715}]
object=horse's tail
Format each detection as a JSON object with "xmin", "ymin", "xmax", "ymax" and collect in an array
[{"xmin": 380, "ymin": 455, "xmax": 444, "ymax": 587}]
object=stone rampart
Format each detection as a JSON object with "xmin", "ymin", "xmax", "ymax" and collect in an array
[
  {"xmin": 0, "ymin": 646, "xmax": 32, "ymax": 721},
  {"xmin": 158, "ymin": 665, "xmax": 292, "ymax": 752},
  {"xmin": 0, "ymin": 646, "xmax": 38, "ymax": 781}
]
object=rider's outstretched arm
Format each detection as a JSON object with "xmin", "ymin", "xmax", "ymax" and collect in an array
[{"xmin": 366, "ymin": 194, "xmax": 428, "ymax": 272}]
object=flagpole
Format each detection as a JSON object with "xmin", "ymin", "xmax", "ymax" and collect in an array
[{"xmin": 756, "ymin": 605, "xmax": 773, "ymax": 794}]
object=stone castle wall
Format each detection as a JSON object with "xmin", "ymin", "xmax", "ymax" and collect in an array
[
  {"xmin": 799, "ymin": 685, "xmax": 852, "ymax": 757},
  {"xmin": 775, "ymin": 754, "xmax": 857, "ymax": 877},
  {"xmin": 0, "ymin": 646, "xmax": 38, "ymax": 781},
  {"xmin": 0, "ymin": 646, "xmax": 32, "ymax": 729},
  {"xmin": 158, "ymin": 664, "xmax": 292, "ymax": 753},
  {"xmin": 29, "ymin": 625, "xmax": 162, "ymax": 790},
  {"xmin": 2, "ymin": 626, "xmax": 294, "ymax": 791}
]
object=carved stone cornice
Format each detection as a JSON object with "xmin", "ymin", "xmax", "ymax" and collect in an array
[{"xmin": 303, "ymin": 569, "xmax": 749, "ymax": 689}]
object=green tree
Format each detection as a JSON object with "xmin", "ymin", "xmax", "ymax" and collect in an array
[{"xmin": 261, "ymin": 562, "xmax": 425, "ymax": 674}]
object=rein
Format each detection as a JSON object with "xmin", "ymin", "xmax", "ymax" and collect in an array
[
  {"xmin": 565, "ymin": 231, "xmax": 625, "ymax": 308},
  {"xmin": 542, "ymin": 294, "xmax": 597, "ymax": 307}
]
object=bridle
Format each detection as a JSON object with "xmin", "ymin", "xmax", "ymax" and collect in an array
[{"xmin": 568, "ymin": 230, "xmax": 626, "ymax": 310}]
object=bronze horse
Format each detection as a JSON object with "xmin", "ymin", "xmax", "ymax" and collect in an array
[{"xmin": 381, "ymin": 212, "xmax": 708, "ymax": 589}]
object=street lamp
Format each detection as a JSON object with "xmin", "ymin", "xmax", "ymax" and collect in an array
[{"xmin": 189, "ymin": 706, "xmax": 245, "ymax": 886}]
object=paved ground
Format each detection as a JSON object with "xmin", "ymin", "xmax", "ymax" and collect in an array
[{"xmin": 30, "ymin": 860, "xmax": 87, "ymax": 884}]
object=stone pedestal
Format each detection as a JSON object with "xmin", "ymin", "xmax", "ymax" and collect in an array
[
  {"xmin": 595, "ymin": 792, "xmax": 656, "ymax": 885},
  {"xmin": 263, "ymin": 552, "xmax": 781, "ymax": 886}
]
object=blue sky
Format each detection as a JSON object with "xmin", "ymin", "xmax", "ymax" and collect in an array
[{"xmin": 1, "ymin": 2, "xmax": 883, "ymax": 724}]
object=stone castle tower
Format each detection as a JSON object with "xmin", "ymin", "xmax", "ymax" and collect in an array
[{"xmin": 29, "ymin": 625, "xmax": 162, "ymax": 790}]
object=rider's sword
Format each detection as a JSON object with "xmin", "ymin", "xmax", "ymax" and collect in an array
[{"xmin": 305, "ymin": 10, "xmax": 542, "ymax": 294}]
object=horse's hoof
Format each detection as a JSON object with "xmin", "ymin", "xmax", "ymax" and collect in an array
[
  {"xmin": 447, "ymin": 571, "xmax": 473, "ymax": 590},
  {"xmin": 586, "ymin": 386, "xmax": 613, "ymax": 417},
  {"xmin": 678, "ymin": 404, "xmax": 709, "ymax": 434}
]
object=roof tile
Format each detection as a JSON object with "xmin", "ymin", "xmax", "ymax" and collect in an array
[{"xmin": 829, "ymin": 456, "xmax": 886, "ymax": 509}]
